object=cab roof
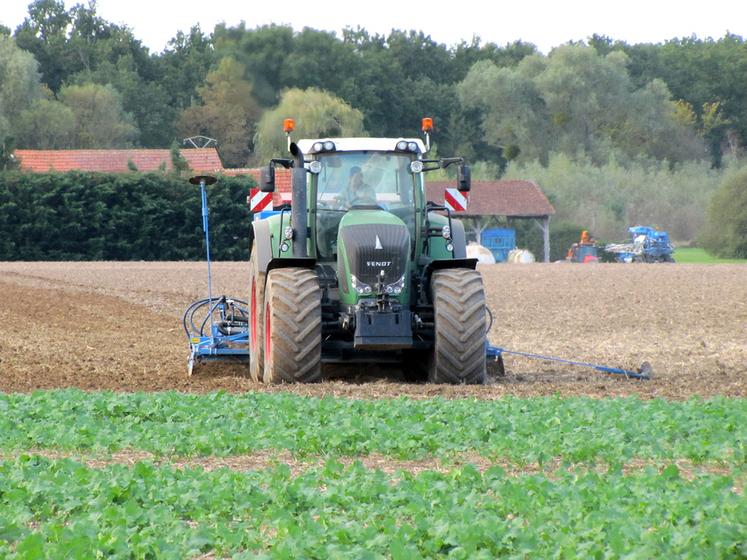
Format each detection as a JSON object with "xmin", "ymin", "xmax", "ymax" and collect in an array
[{"xmin": 297, "ymin": 137, "xmax": 427, "ymax": 155}]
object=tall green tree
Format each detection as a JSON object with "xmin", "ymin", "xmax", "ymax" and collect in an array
[
  {"xmin": 253, "ymin": 87, "xmax": 366, "ymax": 163},
  {"xmin": 15, "ymin": 0, "xmax": 171, "ymax": 147},
  {"xmin": 459, "ymin": 45, "xmax": 704, "ymax": 166},
  {"xmin": 15, "ymin": 97, "xmax": 75, "ymax": 148},
  {"xmin": 701, "ymin": 166, "xmax": 747, "ymax": 257},
  {"xmin": 599, "ymin": 34, "xmax": 747, "ymax": 166},
  {"xmin": 177, "ymin": 57, "xmax": 261, "ymax": 167},
  {"xmin": 59, "ymin": 83, "xmax": 139, "ymax": 147},
  {"xmin": 213, "ymin": 23, "xmax": 537, "ymax": 156},
  {"xmin": 213, "ymin": 23, "xmax": 295, "ymax": 107},
  {"xmin": 459, "ymin": 57, "xmax": 550, "ymax": 164},
  {"xmin": 0, "ymin": 34, "xmax": 43, "ymax": 131},
  {"xmin": 13, "ymin": 0, "xmax": 71, "ymax": 92},
  {"xmin": 158, "ymin": 26, "xmax": 216, "ymax": 111}
]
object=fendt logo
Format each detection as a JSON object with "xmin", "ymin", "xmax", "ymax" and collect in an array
[{"xmin": 367, "ymin": 261, "xmax": 391, "ymax": 267}]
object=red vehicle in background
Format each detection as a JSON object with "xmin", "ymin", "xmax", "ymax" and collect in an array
[{"xmin": 566, "ymin": 231, "xmax": 599, "ymax": 263}]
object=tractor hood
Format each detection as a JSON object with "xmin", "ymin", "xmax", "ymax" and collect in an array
[{"xmin": 336, "ymin": 209, "xmax": 411, "ymax": 305}]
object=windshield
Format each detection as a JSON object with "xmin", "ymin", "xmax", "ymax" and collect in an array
[{"xmin": 314, "ymin": 151, "xmax": 418, "ymax": 259}]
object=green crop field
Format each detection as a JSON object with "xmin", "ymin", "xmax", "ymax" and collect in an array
[
  {"xmin": 674, "ymin": 247, "xmax": 747, "ymax": 264},
  {"xmin": 0, "ymin": 390, "xmax": 744, "ymax": 559}
]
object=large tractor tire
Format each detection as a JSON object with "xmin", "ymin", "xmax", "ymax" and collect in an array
[
  {"xmin": 262, "ymin": 267, "xmax": 322, "ymax": 384},
  {"xmin": 428, "ymin": 268, "xmax": 487, "ymax": 384},
  {"xmin": 248, "ymin": 245, "xmax": 265, "ymax": 382}
]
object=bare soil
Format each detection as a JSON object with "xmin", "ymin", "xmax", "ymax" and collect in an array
[
  {"xmin": 0, "ymin": 262, "xmax": 745, "ymax": 399},
  {"xmin": 1, "ymin": 450, "xmax": 740, "ymax": 490}
]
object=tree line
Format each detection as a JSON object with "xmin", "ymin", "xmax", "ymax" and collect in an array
[
  {"xmin": 2, "ymin": 1, "xmax": 746, "ymax": 168},
  {"xmin": 0, "ymin": 0, "xmax": 745, "ymax": 256}
]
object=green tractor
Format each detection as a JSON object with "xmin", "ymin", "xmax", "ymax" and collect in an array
[{"xmin": 248, "ymin": 118, "xmax": 487, "ymax": 384}]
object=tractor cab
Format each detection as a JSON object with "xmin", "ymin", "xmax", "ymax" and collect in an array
[
  {"xmin": 299, "ymin": 138, "xmax": 427, "ymax": 311},
  {"xmin": 303, "ymin": 139, "xmax": 422, "ymax": 261}
]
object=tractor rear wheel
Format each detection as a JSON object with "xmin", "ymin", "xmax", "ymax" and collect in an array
[
  {"xmin": 248, "ymin": 245, "xmax": 265, "ymax": 382},
  {"xmin": 428, "ymin": 268, "xmax": 487, "ymax": 384},
  {"xmin": 262, "ymin": 268, "xmax": 322, "ymax": 384}
]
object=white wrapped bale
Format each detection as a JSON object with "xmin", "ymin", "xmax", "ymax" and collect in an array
[{"xmin": 466, "ymin": 242, "xmax": 496, "ymax": 264}]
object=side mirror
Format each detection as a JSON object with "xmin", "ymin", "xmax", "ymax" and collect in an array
[
  {"xmin": 457, "ymin": 164, "xmax": 471, "ymax": 192},
  {"xmin": 260, "ymin": 165, "xmax": 275, "ymax": 192}
]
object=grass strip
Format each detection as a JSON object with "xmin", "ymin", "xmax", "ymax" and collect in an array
[{"xmin": 673, "ymin": 247, "xmax": 747, "ymax": 264}]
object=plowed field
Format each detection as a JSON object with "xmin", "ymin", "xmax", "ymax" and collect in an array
[{"xmin": 1, "ymin": 262, "xmax": 745, "ymax": 399}]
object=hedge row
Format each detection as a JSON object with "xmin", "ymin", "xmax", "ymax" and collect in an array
[{"xmin": 0, "ymin": 172, "xmax": 254, "ymax": 260}]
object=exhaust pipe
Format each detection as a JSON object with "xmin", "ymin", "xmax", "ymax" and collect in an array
[{"xmin": 289, "ymin": 142, "xmax": 307, "ymax": 258}]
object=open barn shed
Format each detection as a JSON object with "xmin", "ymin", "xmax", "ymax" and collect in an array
[{"xmin": 426, "ymin": 180, "xmax": 556, "ymax": 262}]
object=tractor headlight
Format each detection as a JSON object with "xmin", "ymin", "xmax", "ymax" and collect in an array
[
  {"xmin": 351, "ymin": 275, "xmax": 373, "ymax": 296},
  {"xmin": 396, "ymin": 140, "xmax": 421, "ymax": 153},
  {"xmin": 283, "ymin": 226, "xmax": 293, "ymax": 240},
  {"xmin": 442, "ymin": 225, "xmax": 451, "ymax": 239},
  {"xmin": 409, "ymin": 160, "xmax": 423, "ymax": 173},
  {"xmin": 310, "ymin": 141, "xmax": 336, "ymax": 154},
  {"xmin": 384, "ymin": 274, "xmax": 406, "ymax": 296}
]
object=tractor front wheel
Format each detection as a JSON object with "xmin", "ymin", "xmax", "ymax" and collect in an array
[
  {"xmin": 262, "ymin": 268, "xmax": 322, "ymax": 384},
  {"xmin": 428, "ymin": 268, "xmax": 487, "ymax": 384}
]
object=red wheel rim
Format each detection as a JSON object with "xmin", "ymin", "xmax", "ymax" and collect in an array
[{"xmin": 250, "ymin": 278, "xmax": 257, "ymax": 350}]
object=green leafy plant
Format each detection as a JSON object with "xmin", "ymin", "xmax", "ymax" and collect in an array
[
  {"xmin": 0, "ymin": 457, "xmax": 743, "ymax": 559},
  {"xmin": 0, "ymin": 391, "xmax": 743, "ymax": 465}
]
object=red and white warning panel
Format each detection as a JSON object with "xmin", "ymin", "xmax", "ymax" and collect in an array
[
  {"xmin": 444, "ymin": 188, "xmax": 468, "ymax": 212},
  {"xmin": 248, "ymin": 188, "xmax": 273, "ymax": 213}
]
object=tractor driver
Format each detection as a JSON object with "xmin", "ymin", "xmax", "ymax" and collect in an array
[{"xmin": 338, "ymin": 166, "xmax": 377, "ymax": 208}]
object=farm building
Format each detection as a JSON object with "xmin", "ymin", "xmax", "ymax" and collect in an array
[{"xmin": 426, "ymin": 180, "xmax": 555, "ymax": 262}]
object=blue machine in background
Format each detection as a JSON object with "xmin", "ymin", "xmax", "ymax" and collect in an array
[
  {"xmin": 605, "ymin": 225, "xmax": 675, "ymax": 263},
  {"xmin": 481, "ymin": 228, "xmax": 516, "ymax": 262}
]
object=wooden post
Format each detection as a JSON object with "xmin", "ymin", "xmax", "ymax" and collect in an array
[
  {"xmin": 532, "ymin": 216, "xmax": 551, "ymax": 262},
  {"xmin": 470, "ymin": 216, "xmax": 488, "ymax": 245}
]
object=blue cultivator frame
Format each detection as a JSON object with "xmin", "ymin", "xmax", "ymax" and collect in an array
[
  {"xmin": 182, "ymin": 176, "xmax": 250, "ymax": 376},
  {"xmin": 485, "ymin": 344, "xmax": 652, "ymax": 380},
  {"xmin": 183, "ymin": 295, "xmax": 249, "ymax": 375}
]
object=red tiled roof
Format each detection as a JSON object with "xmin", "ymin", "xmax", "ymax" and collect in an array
[
  {"xmin": 425, "ymin": 180, "xmax": 555, "ymax": 217},
  {"xmin": 15, "ymin": 148, "xmax": 223, "ymax": 174}
]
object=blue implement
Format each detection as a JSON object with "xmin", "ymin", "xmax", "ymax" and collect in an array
[
  {"xmin": 183, "ymin": 176, "xmax": 250, "ymax": 375},
  {"xmin": 485, "ymin": 344, "xmax": 652, "ymax": 380}
]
